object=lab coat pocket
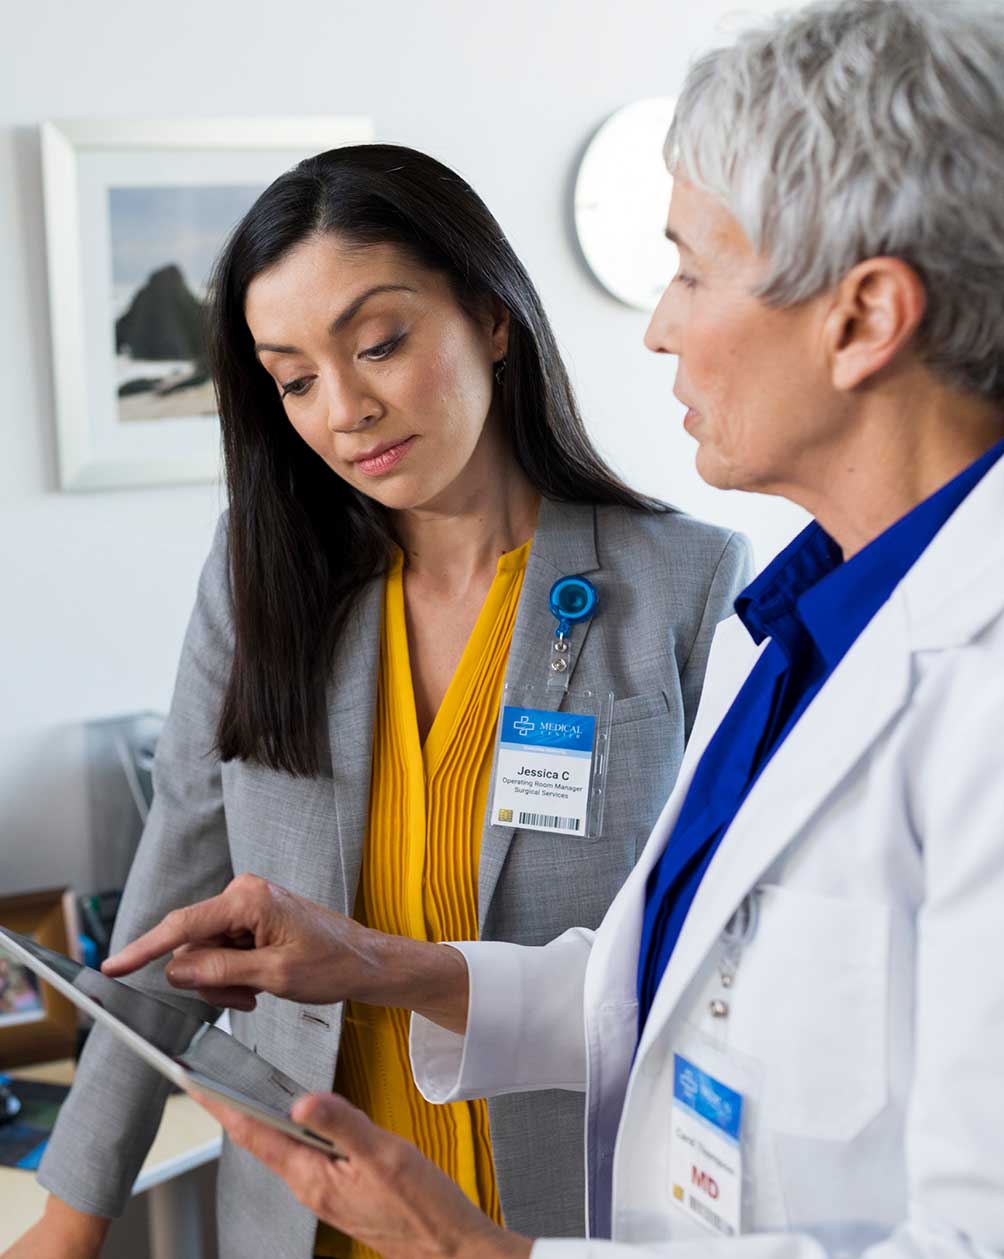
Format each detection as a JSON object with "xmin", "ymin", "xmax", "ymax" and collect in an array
[{"xmin": 732, "ymin": 884, "xmax": 890, "ymax": 1143}]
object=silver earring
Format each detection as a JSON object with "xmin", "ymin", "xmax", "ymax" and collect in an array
[{"xmin": 494, "ymin": 358, "xmax": 507, "ymax": 385}]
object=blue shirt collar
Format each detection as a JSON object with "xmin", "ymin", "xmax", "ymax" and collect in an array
[{"xmin": 736, "ymin": 438, "xmax": 1004, "ymax": 669}]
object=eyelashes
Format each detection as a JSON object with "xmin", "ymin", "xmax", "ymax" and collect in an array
[
  {"xmin": 361, "ymin": 332, "xmax": 406, "ymax": 362},
  {"xmin": 281, "ymin": 377, "xmax": 312, "ymax": 398},
  {"xmin": 278, "ymin": 332, "xmax": 407, "ymax": 399}
]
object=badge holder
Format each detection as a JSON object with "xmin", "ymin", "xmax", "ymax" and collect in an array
[{"xmin": 490, "ymin": 576, "xmax": 612, "ymax": 838}]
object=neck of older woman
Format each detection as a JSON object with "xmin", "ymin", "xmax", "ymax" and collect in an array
[{"xmin": 784, "ymin": 381, "xmax": 1003, "ymax": 561}]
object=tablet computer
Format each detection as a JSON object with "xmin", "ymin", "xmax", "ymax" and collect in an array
[{"xmin": 0, "ymin": 926, "xmax": 340, "ymax": 1157}]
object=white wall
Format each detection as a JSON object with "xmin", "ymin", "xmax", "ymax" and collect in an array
[{"xmin": 0, "ymin": 0, "xmax": 807, "ymax": 896}]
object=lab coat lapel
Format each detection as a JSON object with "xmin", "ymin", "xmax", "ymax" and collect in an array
[
  {"xmin": 586, "ymin": 614, "xmax": 766, "ymax": 1005},
  {"xmin": 478, "ymin": 499, "xmax": 600, "ymax": 932},
  {"xmin": 323, "ymin": 575, "xmax": 383, "ymax": 918},
  {"xmin": 634, "ymin": 588, "xmax": 913, "ymax": 1061},
  {"xmin": 580, "ymin": 614, "xmax": 764, "ymax": 1237}
]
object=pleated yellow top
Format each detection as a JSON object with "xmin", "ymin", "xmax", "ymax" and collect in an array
[{"xmin": 314, "ymin": 540, "xmax": 531, "ymax": 1259}]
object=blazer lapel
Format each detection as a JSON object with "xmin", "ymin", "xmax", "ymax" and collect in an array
[
  {"xmin": 635, "ymin": 587, "xmax": 914, "ymax": 1061},
  {"xmin": 323, "ymin": 575, "xmax": 383, "ymax": 917},
  {"xmin": 478, "ymin": 499, "xmax": 600, "ymax": 931}
]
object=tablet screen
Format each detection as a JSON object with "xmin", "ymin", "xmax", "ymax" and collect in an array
[{"xmin": 0, "ymin": 929, "xmax": 313, "ymax": 1127}]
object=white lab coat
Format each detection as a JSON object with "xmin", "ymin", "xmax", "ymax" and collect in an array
[{"xmin": 410, "ymin": 454, "xmax": 1004, "ymax": 1259}]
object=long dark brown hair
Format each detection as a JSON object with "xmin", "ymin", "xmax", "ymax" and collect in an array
[{"xmin": 209, "ymin": 143, "xmax": 659, "ymax": 775}]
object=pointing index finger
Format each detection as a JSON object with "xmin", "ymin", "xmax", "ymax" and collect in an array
[{"xmin": 101, "ymin": 895, "xmax": 239, "ymax": 977}]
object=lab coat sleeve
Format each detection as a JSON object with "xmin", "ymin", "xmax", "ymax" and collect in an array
[
  {"xmin": 410, "ymin": 928, "xmax": 594, "ymax": 1102},
  {"xmin": 532, "ymin": 651, "xmax": 1004, "ymax": 1259}
]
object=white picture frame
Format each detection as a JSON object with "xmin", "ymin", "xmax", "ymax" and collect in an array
[{"xmin": 41, "ymin": 116, "xmax": 374, "ymax": 491}]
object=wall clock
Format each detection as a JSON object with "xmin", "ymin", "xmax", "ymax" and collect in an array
[{"xmin": 573, "ymin": 97, "xmax": 679, "ymax": 311}]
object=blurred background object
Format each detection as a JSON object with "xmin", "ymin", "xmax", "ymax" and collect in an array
[
  {"xmin": 84, "ymin": 711, "xmax": 161, "ymax": 897},
  {"xmin": 0, "ymin": 890, "xmax": 77, "ymax": 1067}
]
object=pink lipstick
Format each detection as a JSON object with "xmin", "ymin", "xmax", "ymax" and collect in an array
[{"xmin": 353, "ymin": 436, "xmax": 417, "ymax": 477}]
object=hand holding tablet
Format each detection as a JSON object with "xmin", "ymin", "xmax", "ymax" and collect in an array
[{"xmin": 198, "ymin": 1089, "xmax": 532, "ymax": 1259}]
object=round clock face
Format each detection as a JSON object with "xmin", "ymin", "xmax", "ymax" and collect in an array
[{"xmin": 573, "ymin": 97, "xmax": 679, "ymax": 311}]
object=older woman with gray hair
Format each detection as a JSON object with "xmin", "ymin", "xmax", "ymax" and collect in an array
[{"xmin": 85, "ymin": 0, "xmax": 1004, "ymax": 1256}]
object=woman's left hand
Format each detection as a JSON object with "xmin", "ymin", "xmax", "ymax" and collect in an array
[{"xmin": 198, "ymin": 1091, "xmax": 534, "ymax": 1259}]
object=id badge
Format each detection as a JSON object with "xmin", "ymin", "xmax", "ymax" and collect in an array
[
  {"xmin": 668, "ymin": 1027, "xmax": 761, "ymax": 1237},
  {"xmin": 490, "ymin": 684, "xmax": 612, "ymax": 838}
]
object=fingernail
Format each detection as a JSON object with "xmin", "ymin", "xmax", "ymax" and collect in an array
[{"xmin": 168, "ymin": 965, "xmax": 195, "ymax": 987}]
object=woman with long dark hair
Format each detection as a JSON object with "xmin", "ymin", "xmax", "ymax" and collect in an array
[{"xmin": 14, "ymin": 145, "xmax": 749, "ymax": 1259}]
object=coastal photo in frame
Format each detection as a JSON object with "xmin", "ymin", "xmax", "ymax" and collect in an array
[
  {"xmin": 42, "ymin": 116, "xmax": 373, "ymax": 491},
  {"xmin": 0, "ymin": 890, "xmax": 78, "ymax": 1067}
]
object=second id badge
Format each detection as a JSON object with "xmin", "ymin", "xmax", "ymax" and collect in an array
[
  {"xmin": 489, "ymin": 684, "xmax": 612, "ymax": 838},
  {"xmin": 667, "ymin": 1025, "xmax": 762, "ymax": 1237}
]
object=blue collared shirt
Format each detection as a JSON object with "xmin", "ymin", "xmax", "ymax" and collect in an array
[{"xmin": 636, "ymin": 439, "xmax": 1004, "ymax": 1033}]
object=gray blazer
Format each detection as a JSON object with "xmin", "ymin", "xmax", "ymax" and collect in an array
[{"xmin": 38, "ymin": 497, "xmax": 751, "ymax": 1258}]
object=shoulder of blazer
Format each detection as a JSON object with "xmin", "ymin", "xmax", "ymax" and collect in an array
[
  {"xmin": 534, "ymin": 498, "xmax": 748, "ymax": 579},
  {"xmin": 591, "ymin": 501, "xmax": 752, "ymax": 641},
  {"xmin": 198, "ymin": 509, "xmax": 234, "ymax": 623},
  {"xmin": 529, "ymin": 500, "xmax": 750, "ymax": 675},
  {"xmin": 203, "ymin": 509, "xmax": 231, "ymax": 579},
  {"xmin": 594, "ymin": 500, "xmax": 745, "ymax": 577}
]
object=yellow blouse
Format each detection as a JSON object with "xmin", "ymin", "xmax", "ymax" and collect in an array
[{"xmin": 315, "ymin": 540, "xmax": 531, "ymax": 1259}]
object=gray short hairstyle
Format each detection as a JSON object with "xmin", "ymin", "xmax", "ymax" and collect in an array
[{"xmin": 667, "ymin": 0, "xmax": 1004, "ymax": 401}]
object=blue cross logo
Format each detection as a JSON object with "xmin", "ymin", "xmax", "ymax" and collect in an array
[{"xmin": 514, "ymin": 715, "xmax": 535, "ymax": 737}]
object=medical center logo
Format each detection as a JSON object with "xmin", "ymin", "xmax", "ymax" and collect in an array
[
  {"xmin": 501, "ymin": 705, "xmax": 595, "ymax": 754},
  {"xmin": 678, "ymin": 1064, "xmax": 699, "ymax": 1107},
  {"xmin": 674, "ymin": 1053, "xmax": 743, "ymax": 1142},
  {"xmin": 699, "ymin": 1074, "xmax": 735, "ymax": 1130}
]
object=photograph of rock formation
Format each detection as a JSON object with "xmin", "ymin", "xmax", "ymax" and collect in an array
[{"xmin": 110, "ymin": 184, "xmax": 262, "ymax": 421}]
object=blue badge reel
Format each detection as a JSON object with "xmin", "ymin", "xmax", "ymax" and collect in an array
[
  {"xmin": 489, "ymin": 575, "xmax": 612, "ymax": 838},
  {"xmin": 549, "ymin": 575, "xmax": 598, "ymax": 634}
]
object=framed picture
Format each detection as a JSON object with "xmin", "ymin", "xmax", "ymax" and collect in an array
[
  {"xmin": 42, "ymin": 115, "xmax": 373, "ymax": 491},
  {"xmin": 0, "ymin": 890, "xmax": 79, "ymax": 1067}
]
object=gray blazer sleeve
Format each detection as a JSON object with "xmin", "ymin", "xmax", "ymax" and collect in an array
[
  {"xmin": 37, "ymin": 515, "xmax": 235, "ymax": 1219},
  {"xmin": 678, "ymin": 531, "xmax": 754, "ymax": 740}
]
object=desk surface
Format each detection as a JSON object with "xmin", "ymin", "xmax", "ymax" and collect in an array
[{"xmin": 0, "ymin": 1059, "xmax": 222, "ymax": 1247}]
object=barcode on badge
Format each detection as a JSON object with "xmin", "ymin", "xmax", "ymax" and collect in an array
[
  {"xmin": 518, "ymin": 812, "xmax": 581, "ymax": 831},
  {"xmin": 688, "ymin": 1195, "xmax": 734, "ymax": 1236}
]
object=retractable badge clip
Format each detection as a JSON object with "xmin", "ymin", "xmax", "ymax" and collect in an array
[
  {"xmin": 547, "ymin": 576, "xmax": 598, "ymax": 691},
  {"xmin": 489, "ymin": 573, "xmax": 610, "ymax": 837}
]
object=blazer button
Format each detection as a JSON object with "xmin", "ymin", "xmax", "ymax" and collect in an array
[{"xmin": 709, "ymin": 999, "xmax": 729, "ymax": 1019}]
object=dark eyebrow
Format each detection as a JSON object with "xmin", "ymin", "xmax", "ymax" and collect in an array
[
  {"xmin": 254, "ymin": 284, "xmax": 417, "ymax": 357},
  {"xmin": 329, "ymin": 283, "xmax": 417, "ymax": 335}
]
